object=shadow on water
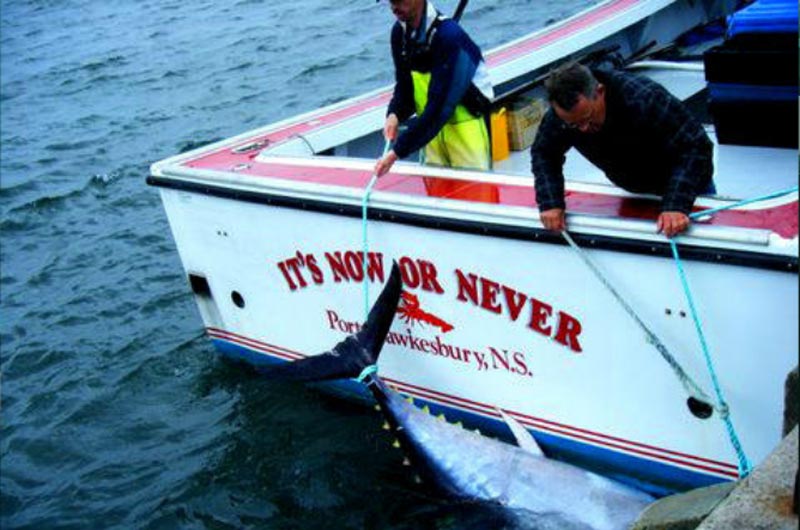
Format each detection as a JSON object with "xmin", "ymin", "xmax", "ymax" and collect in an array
[{"xmin": 148, "ymin": 360, "xmax": 399, "ymax": 529}]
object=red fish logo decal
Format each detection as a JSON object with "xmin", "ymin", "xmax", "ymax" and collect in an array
[{"xmin": 396, "ymin": 291, "xmax": 454, "ymax": 333}]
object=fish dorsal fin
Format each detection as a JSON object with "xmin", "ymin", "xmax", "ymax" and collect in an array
[{"xmin": 497, "ymin": 408, "xmax": 544, "ymax": 457}]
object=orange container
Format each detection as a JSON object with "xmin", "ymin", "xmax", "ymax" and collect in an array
[{"xmin": 491, "ymin": 107, "xmax": 510, "ymax": 162}]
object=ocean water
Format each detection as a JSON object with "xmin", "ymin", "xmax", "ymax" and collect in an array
[{"xmin": 1, "ymin": 1, "xmax": 595, "ymax": 528}]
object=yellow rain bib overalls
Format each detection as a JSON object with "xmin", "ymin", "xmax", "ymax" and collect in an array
[
  {"xmin": 391, "ymin": 4, "xmax": 497, "ymax": 202},
  {"xmin": 412, "ymin": 70, "xmax": 497, "ymax": 202},
  {"xmin": 410, "ymin": 70, "xmax": 491, "ymax": 171}
]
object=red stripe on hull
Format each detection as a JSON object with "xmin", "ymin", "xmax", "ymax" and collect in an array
[
  {"xmin": 208, "ymin": 328, "xmax": 739, "ymax": 478},
  {"xmin": 487, "ymin": 0, "xmax": 640, "ymax": 66}
]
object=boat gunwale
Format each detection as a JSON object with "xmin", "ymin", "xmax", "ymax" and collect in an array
[
  {"xmin": 150, "ymin": 150, "xmax": 799, "ymax": 246},
  {"xmin": 147, "ymin": 171, "xmax": 798, "ymax": 273}
]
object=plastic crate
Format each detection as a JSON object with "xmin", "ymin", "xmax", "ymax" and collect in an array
[{"xmin": 507, "ymin": 98, "xmax": 546, "ymax": 151}]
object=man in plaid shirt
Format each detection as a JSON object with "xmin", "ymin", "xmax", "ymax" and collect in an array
[{"xmin": 530, "ymin": 62, "xmax": 714, "ymax": 237}]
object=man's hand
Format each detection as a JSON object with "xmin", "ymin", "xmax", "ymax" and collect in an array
[
  {"xmin": 657, "ymin": 211, "xmax": 690, "ymax": 238},
  {"xmin": 384, "ymin": 113, "xmax": 399, "ymax": 141},
  {"xmin": 374, "ymin": 150, "xmax": 399, "ymax": 177},
  {"xmin": 540, "ymin": 208, "xmax": 566, "ymax": 232}
]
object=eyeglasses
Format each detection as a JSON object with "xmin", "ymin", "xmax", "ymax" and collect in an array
[
  {"xmin": 564, "ymin": 101, "xmax": 596, "ymax": 131},
  {"xmin": 557, "ymin": 86, "xmax": 603, "ymax": 132}
]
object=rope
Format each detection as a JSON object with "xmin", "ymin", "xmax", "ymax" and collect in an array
[
  {"xmin": 668, "ymin": 239, "xmax": 751, "ymax": 476},
  {"xmin": 362, "ymin": 140, "xmax": 392, "ymax": 319},
  {"xmin": 562, "ymin": 229, "xmax": 754, "ymax": 475},
  {"xmin": 560, "ymin": 187, "xmax": 799, "ymax": 477},
  {"xmin": 678, "ymin": 186, "xmax": 798, "ymax": 475},
  {"xmin": 680, "ymin": 186, "xmax": 798, "ymax": 475},
  {"xmin": 690, "ymin": 185, "xmax": 798, "ymax": 221},
  {"xmin": 560, "ymin": 231, "xmax": 714, "ymax": 407}
]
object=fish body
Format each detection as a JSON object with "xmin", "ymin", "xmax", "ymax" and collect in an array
[
  {"xmin": 262, "ymin": 262, "xmax": 652, "ymax": 529},
  {"xmin": 366, "ymin": 376, "xmax": 652, "ymax": 530}
]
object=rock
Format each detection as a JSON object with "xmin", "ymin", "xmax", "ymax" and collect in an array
[
  {"xmin": 698, "ymin": 426, "xmax": 798, "ymax": 530},
  {"xmin": 784, "ymin": 366, "xmax": 798, "ymax": 437}
]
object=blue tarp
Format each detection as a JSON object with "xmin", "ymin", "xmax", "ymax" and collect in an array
[
  {"xmin": 728, "ymin": 0, "xmax": 799, "ymax": 36},
  {"xmin": 708, "ymin": 82, "xmax": 799, "ymax": 102}
]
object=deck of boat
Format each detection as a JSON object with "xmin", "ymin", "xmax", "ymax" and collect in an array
[
  {"xmin": 494, "ymin": 122, "xmax": 799, "ymax": 201},
  {"xmin": 150, "ymin": 0, "xmax": 798, "ymax": 247}
]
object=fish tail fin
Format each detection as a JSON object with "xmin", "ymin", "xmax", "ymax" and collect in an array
[{"xmin": 262, "ymin": 262, "xmax": 402, "ymax": 382}]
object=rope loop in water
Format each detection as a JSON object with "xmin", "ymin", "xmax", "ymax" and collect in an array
[{"xmin": 357, "ymin": 364, "xmax": 378, "ymax": 383}]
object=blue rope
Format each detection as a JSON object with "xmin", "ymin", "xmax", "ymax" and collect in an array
[
  {"xmin": 663, "ymin": 187, "xmax": 799, "ymax": 477},
  {"xmin": 690, "ymin": 185, "xmax": 798, "ymax": 221},
  {"xmin": 562, "ymin": 187, "xmax": 798, "ymax": 478},
  {"xmin": 357, "ymin": 364, "xmax": 378, "ymax": 383},
  {"xmin": 668, "ymin": 239, "xmax": 751, "ymax": 477},
  {"xmin": 362, "ymin": 140, "xmax": 391, "ymax": 319},
  {"xmin": 362, "ymin": 175, "xmax": 378, "ymax": 318}
]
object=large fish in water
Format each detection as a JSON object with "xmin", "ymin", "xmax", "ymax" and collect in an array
[{"xmin": 262, "ymin": 263, "xmax": 653, "ymax": 529}]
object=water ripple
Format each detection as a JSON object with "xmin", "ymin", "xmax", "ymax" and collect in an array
[{"xmin": 1, "ymin": 1, "xmax": 599, "ymax": 528}]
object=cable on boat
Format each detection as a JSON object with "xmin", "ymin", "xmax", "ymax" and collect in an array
[
  {"xmin": 561, "ymin": 228, "xmax": 752, "ymax": 475},
  {"xmin": 668, "ymin": 185, "xmax": 798, "ymax": 476},
  {"xmin": 362, "ymin": 139, "xmax": 392, "ymax": 319},
  {"xmin": 690, "ymin": 185, "xmax": 799, "ymax": 221},
  {"xmin": 289, "ymin": 133, "xmax": 316, "ymax": 155}
]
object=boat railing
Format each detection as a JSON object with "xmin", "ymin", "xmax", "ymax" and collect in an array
[{"xmin": 157, "ymin": 153, "xmax": 796, "ymax": 254}]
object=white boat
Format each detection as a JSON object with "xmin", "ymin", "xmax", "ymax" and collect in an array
[{"xmin": 148, "ymin": 0, "xmax": 798, "ymax": 495}]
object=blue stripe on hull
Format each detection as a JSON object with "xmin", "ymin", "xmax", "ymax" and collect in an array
[{"xmin": 211, "ymin": 339, "xmax": 731, "ymax": 497}]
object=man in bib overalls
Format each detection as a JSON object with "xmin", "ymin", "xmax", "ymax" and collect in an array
[{"xmin": 374, "ymin": 0, "xmax": 496, "ymax": 201}]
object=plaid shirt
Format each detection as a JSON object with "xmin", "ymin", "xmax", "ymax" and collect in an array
[{"xmin": 530, "ymin": 68, "xmax": 713, "ymax": 213}]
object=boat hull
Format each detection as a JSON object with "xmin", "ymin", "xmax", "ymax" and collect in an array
[{"xmin": 157, "ymin": 186, "xmax": 798, "ymax": 495}]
